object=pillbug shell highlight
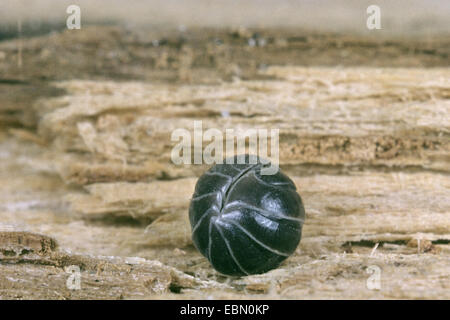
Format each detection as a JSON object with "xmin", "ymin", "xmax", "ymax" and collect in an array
[{"xmin": 189, "ymin": 155, "xmax": 305, "ymax": 276}]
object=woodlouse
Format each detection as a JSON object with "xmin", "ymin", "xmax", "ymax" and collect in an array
[{"xmin": 189, "ymin": 155, "xmax": 305, "ymax": 276}]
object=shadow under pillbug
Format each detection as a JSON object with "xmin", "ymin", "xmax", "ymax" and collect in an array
[{"xmin": 189, "ymin": 155, "xmax": 305, "ymax": 276}]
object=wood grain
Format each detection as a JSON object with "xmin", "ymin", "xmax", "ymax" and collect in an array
[{"xmin": 0, "ymin": 26, "xmax": 448, "ymax": 299}]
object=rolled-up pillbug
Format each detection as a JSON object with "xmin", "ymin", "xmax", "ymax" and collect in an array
[{"xmin": 189, "ymin": 155, "xmax": 305, "ymax": 276}]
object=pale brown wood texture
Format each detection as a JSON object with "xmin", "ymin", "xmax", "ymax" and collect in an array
[{"xmin": 0, "ymin": 26, "xmax": 449, "ymax": 299}]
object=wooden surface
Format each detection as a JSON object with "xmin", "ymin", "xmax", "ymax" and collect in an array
[{"xmin": 0, "ymin": 26, "xmax": 449, "ymax": 299}]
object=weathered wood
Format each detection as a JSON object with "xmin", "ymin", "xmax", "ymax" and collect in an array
[
  {"xmin": 0, "ymin": 25, "xmax": 449, "ymax": 299},
  {"xmin": 35, "ymin": 67, "xmax": 449, "ymax": 187}
]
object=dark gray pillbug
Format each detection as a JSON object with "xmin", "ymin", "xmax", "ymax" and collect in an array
[{"xmin": 189, "ymin": 155, "xmax": 305, "ymax": 276}]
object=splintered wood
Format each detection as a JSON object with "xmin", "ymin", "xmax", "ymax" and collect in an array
[
  {"xmin": 37, "ymin": 68, "xmax": 450, "ymax": 187},
  {"xmin": 1, "ymin": 58, "xmax": 449, "ymax": 297},
  {"xmin": 0, "ymin": 229, "xmax": 228, "ymax": 299},
  {"xmin": 0, "ymin": 230, "xmax": 57, "ymax": 260}
]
